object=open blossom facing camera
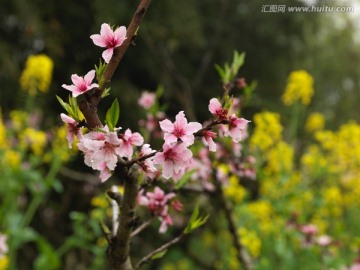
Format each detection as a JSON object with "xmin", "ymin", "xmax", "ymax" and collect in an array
[
  {"xmin": 118, "ymin": 128, "xmax": 144, "ymax": 159},
  {"xmin": 77, "ymin": 127, "xmax": 123, "ymax": 182},
  {"xmin": 160, "ymin": 111, "xmax": 202, "ymax": 146},
  {"xmin": 154, "ymin": 143, "xmax": 193, "ymax": 179},
  {"xmin": 90, "ymin": 23, "xmax": 127, "ymax": 63},
  {"xmin": 62, "ymin": 70, "xmax": 98, "ymax": 97},
  {"xmin": 60, "ymin": 113, "xmax": 83, "ymax": 148}
]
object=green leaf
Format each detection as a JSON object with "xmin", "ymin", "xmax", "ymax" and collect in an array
[
  {"xmin": 34, "ymin": 237, "xmax": 61, "ymax": 270},
  {"xmin": 52, "ymin": 179, "xmax": 64, "ymax": 193},
  {"xmin": 231, "ymin": 51, "xmax": 245, "ymax": 78},
  {"xmin": 56, "ymin": 95, "xmax": 84, "ymax": 121},
  {"xmin": 155, "ymin": 85, "xmax": 164, "ymax": 98},
  {"xmin": 95, "ymin": 60, "xmax": 107, "ymax": 87},
  {"xmin": 56, "ymin": 95, "xmax": 72, "ymax": 115},
  {"xmin": 184, "ymin": 204, "xmax": 209, "ymax": 234},
  {"xmin": 215, "ymin": 51, "xmax": 246, "ymax": 84},
  {"xmin": 214, "ymin": 64, "xmax": 225, "ymax": 81},
  {"xmin": 105, "ymin": 99, "xmax": 120, "ymax": 131},
  {"xmin": 68, "ymin": 96, "xmax": 83, "ymax": 121},
  {"xmin": 224, "ymin": 95, "xmax": 234, "ymax": 111},
  {"xmin": 101, "ymin": 87, "xmax": 111, "ymax": 98},
  {"xmin": 151, "ymin": 249, "xmax": 168, "ymax": 260}
]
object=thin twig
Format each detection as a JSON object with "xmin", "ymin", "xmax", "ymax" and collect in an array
[
  {"xmin": 135, "ymin": 233, "xmax": 185, "ymax": 269},
  {"xmin": 131, "ymin": 217, "xmax": 155, "ymax": 238}
]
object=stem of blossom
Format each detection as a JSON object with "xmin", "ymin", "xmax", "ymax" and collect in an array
[
  {"xmin": 194, "ymin": 119, "xmax": 228, "ymax": 137},
  {"xmin": 213, "ymin": 177, "xmax": 254, "ymax": 270},
  {"xmin": 135, "ymin": 233, "xmax": 185, "ymax": 268},
  {"xmin": 107, "ymin": 168, "xmax": 139, "ymax": 270}
]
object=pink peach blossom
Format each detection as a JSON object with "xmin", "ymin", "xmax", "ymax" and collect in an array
[
  {"xmin": 81, "ymin": 131, "xmax": 121, "ymax": 171},
  {"xmin": 138, "ymin": 91, "xmax": 156, "ymax": 109},
  {"xmin": 62, "ymin": 70, "xmax": 98, "ymax": 97},
  {"xmin": 60, "ymin": 113, "xmax": 83, "ymax": 148},
  {"xmin": 0, "ymin": 233, "xmax": 8, "ymax": 258},
  {"xmin": 316, "ymin": 235, "xmax": 332, "ymax": 247},
  {"xmin": 98, "ymin": 162, "xmax": 112, "ymax": 182},
  {"xmin": 350, "ymin": 261, "xmax": 360, "ymax": 270},
  {"xmin": 226, "ymin": 115, "xmax": 250, "ymax": 143},
  {"xmin": 300, "ymin": 224, "xmax": 318, "ymax": 235},
  {"xmin": 202, "ymin": 130, "xmax": 217, "ymax": 152},
  {"xmin": 77, "ymin": 127, "xmax": 123, "ymax": 182},
  {"xmin": 208, "ymin": 98, "xmax": 228, "ymax": 120},
  {"xmin": 139, "ymin": 144, "xmax": 157, "ymax": 175},
  {"xmin": 118, "ymin": 128, "xmax": 144, "ymax": 159},
  {"xmin": 90, "ymin": 23, "xmax": 127, "ymax": 63},
  {"xmin": 159, "ymin": 213, "xmax": 173, "ymax": 233},
  {"xmin": 159, "ymin": 111, "xmax": 202, "ymax": 146},
  {"xmin": 137, "ymin": 187, "xmax": 177, "ymax": 233},
  {"xmin": 153, "ymin": 142, "xmax": 193, "ymax": 179}
]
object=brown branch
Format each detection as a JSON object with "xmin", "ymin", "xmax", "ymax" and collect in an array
[
  {"xmin": 135, "ymin": 233, "xmax": 185, "ymax": 269},
  {"xmin": 98, "ymin": 0, "xmax": 152, "ymax": 98},
  {"xmin": 107, "ymin": 167, "xmax": 139, "ymax": 270},
  {"xmin": 213, "ymin": 177, "xmax": 254, "ymax": 270},
  {"xmin": 66, "ymin": 1, "xmax": 152, "ymax": 269},
  {"xmin": 79, "ymin": 0, "xmax": 152, "ymax": 130}
]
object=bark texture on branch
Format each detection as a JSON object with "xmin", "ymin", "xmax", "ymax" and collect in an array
[{"xmin": 79, "ymin": 0, "xmax": 152, "ymax": 130}]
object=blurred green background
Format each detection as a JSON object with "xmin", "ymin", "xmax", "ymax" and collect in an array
[
  {"xmin": 1, "ymin": 0, "xmax": 360, "ymax": 269},
  {"xmin": 1, "ymin": 0, "xmax": 360, "ymax": 125}
]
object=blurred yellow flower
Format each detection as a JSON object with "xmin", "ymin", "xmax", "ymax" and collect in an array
[
  {"xmin": 20, "ymin": 128, "xmax": 47, "ymax": 156},
  {"xmin": 247, "ymin": 200, "xmax": 274, "ymax": 233},
  {"xmin": 301, "ymin": 145, "xmax": 327, "ymax": 176},
  {"xmin": 250, "ymin": 111, "xmax": 283, "ymax": 151},
  {"xmin": 9, "ymin": 110, "xmax": 28, "ymax": 131},
  {"xmin": 223, "ymin": 175, "xmax": 247, "ymax": 204},
  {"xmin": 305, "ymin": 112, "xmax": 325, "ymax": 133},
  {"xmin": 323, "ymin": 186, "xmax": 342, "ymax": 206},
  {"xmin": 91, "ymin": 196, "xmax": 109, "ymax": 208},
  {"xmin": 19, "ymin": 54, "xmax": 53, "ymax": 95},
  {"xmin": 3, "ymin": 149, "xmax": 21, "ymax": 168},
  {"xmin": 0, "ymin": 115, "xmax": 6, "ymax": 149},
  {"xmin": 0, "ymin": 256, "xmax": 9, "ymax": 270},
  {"xmin": 266, "ymin": 141, "xmax": 294, "ymax": 174},
  {"xmin": 238, "ymin": 227, "xmax": 262, "ymax": 258},
  {"xmin": 282, "ymin": 70, "xmax": 314, "ymax": 106}
]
